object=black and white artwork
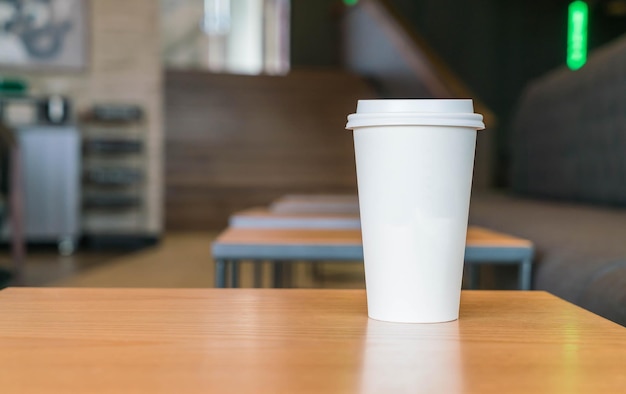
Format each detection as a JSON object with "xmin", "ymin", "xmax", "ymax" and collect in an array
[{"xmin": 0, "ymin": 0, "xmax": 87, "ymax": 70}]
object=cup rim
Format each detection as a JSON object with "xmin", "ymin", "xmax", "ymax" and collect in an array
[
  {"xmin": 347, "ymin": 99, "xmax": 485, "ymax": 130},
  {"xmin": 356, "ymin": 99, "xmax": 475, "ymax": 114},
  {"xmin": 346, "ymin": 113, "xmax": 485, "ymax": 130}
]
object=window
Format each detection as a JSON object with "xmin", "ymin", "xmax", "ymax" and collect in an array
[{"xmin": 161, "ymin": 0, "xmax": 290, "ymax": 75}]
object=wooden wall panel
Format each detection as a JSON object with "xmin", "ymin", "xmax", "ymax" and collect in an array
[{"xmin": 165, "ymin": 70, "xmax": 375, "ymax": 230}]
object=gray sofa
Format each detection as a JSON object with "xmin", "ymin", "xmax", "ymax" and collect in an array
[{"xmin": 469, "ymin": 33, "xmax": 626, "ymax": 326}]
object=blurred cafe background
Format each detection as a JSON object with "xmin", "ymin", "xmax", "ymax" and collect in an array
[{"xmin": 0, "ymin": 0, "xmax": 625, "ymax": 325}]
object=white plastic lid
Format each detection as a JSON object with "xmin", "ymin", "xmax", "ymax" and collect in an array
[{"xmin": 346, "ymin": 99, "xmax": 485, "ymax": 130}]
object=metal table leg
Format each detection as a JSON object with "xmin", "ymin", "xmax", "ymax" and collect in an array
[
  {"xmin": 468, "ymin": 263, "xmax": 481, "ymax": 289},
  {"xmin": 231, "ymin": 260, "xmax": 240, "ymax": 288},
  {"xmin": 253, "ymin": 261, "xmax": 263, "ymax": 288},
  {"xmin": 283, "ymin": 262, "xmax": 293, "ymax": 288},
  {"xmin": 519, "ymin": 258, "xmax": 533, "ymax": 290},
  {"xmin": 215, "ymin": 259, "xmax": 227, "ymax": 288},
  {"xmin": 273, "ymin": 261, "xmax": 284, "ymax": 288}
]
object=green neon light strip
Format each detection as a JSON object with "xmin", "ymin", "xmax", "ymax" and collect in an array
[
  {"xmin": 343, "ymin": 0, "xmax": 359, "ymax": 6},
  {"xmin": 567, "ymin": 1, "xmax": 588, "ymax": 70}
]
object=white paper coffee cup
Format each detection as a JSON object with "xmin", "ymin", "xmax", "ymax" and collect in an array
[{"xmin": 346, "ymin": 99, "xmax": 485, "ymax": 323}]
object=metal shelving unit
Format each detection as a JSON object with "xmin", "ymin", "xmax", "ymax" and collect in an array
[{"xmin": 80, "ymin": 106, "xmax": 149, "ymax": 241}]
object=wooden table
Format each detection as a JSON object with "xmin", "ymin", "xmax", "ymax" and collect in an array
[
  {"xmin": 270, "ymin": 194, "xmax": 360, "ymax": 214},
  {"xmin": 229, "ymin": 207, "xmax": 361, "ymax": 229},
  {"xmin": 0, "ymin": 288, "xmax": 623, "ymax": 393},
  {"xmin": 212, "ymin": 226, "xmax": 534, "ymax": 289}
]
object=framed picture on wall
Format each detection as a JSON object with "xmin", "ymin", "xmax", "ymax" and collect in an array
[{"xmin": 0, "ymin": 0, "xmax": 88, "ymax": 70}]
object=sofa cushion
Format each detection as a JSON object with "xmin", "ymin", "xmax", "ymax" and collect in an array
[
  {"xmin": 578, "ymin": 261, "xmax": 626, "ymax": 325},
  {"xmin": 509, "ymin": 33, "xmax": 626, "ymax": 206},
  {"xmin": 469, "ymin": 192, "xmax": 626, "ymax": 326}
]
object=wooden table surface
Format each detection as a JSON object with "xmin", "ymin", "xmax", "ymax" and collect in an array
[
  {"xmin": 0, "ymin": 288, "xmax": 624, "ymax": 393},
  {"xmin": 235, "ymin": 207, "xmax": 359, "ymax": 219},
  {"xmin": 270, "ymin": 194, "xmax": 360, "ymax": 214},
  {"xmin": 229, "ymin": 207, "xmax": 362, "ymax": 229},
  {"xmin": 215, "ymin": 225, "xmax": 533, "ymax": 249}
]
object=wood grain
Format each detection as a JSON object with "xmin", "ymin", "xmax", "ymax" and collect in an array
[
  {"xmin": 216, "ymin": 227, "xmax": 363, "ymax": 245},
  {"xmin": 233, "ymin": 207, "xmax": 360, "ymax": 219},
  {"xmin": 467, "ymin": 226, "xmax": 533, "ymax": 248},
  {"xmin": 0, "ymin": 288, "xmax": 623, "ymax": 393},
  {"xmin": 164, "ymin": 70, "xmax": 375, "ymax": 230},
  {"xmin": 270, "ymin": 193, "xmax": 361, "ymax": 214},
  {"xmin": 215, "ymin": 226, "xmax": 532, "ymax": 248}
]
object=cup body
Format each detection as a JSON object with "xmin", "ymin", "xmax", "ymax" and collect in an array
[{"xmin": 347, "ymin": 100, "xmax": 483, "ymax": 323}]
